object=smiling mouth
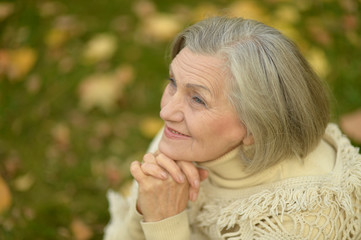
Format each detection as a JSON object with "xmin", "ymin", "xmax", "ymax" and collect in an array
[
  {"xmin": 169, "ymin": 128, "xmax": 188, "ymax": 136},
  {"xmin": 166, "ymin": 126, "xmax": 190, "ymax": 137}
]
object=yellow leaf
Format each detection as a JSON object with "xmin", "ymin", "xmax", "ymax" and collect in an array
[
  {"xmin": 71, "ymin": 218, "xmax": 93, "ymax": 240},
  {"xmin": 83, "ymin": 34, "xmax": 117, "ymax": 63},
  {"xmin": 79, "ymin": 74, "xmax": 117, "ymax": 112},
  {"xmin": 78, "ymin": 70, "xmax": 130, "ymax": 112},
  {"xmin": 228, "ymin": 1, "xmax": 269, "ymax": 23},
  {"xmin": 306, "ymin": 20, "xmax": 332, "ymax": 46},
  {"xmin": 7, "ymin": 48, "xmax": 37, "ymax": 81},
  {"xmin": 14, "ymin": 173, "xmax": 35, "ymax": 192},
  {"xmin": 141, "ymin": 14, "xmax": 182, "ymax": 42},
  {"xmin": 26, "ymin": 74, "xmax": 42, "ymax": 94},
  {"xmin": 0, "ymin": 176, "xmax": 12, "ymax": 214},
  {"xmin": 0, "ymin": 3, "xmax": 14, "ymax": 21},
  {"xmin": 304, "ymin": 47, "xmax": 330, "ymax": 78},
  {"xmin": 274, "ymin": 5, "xmax": 300, "ymax": 24},
  {"xmin": 51, "ymin": 123, "xmax": 70, "ymax": 148},
  {"xmin": 45, "ymin": 28, "xmax": 69, "ymax": 49},
  {"xmin": 115, "ymin": 64, "xmax": 135, "ymax": 85},
  {"xmin": 132, "ymin": 0, "xmax": 156, "ymax": 18},
  {"xmin": 139, "ymin": 117, "xmax": 163, "ymax": 138}
]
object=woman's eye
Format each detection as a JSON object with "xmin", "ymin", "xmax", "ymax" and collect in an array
[
  {"xmin": 168, "ymin": 78, "xmax": 176, "ymax": 87},
  {"xmin": 192, "ymin": 96, "xmax": 206, "ymax": 106},
  {"xmin": 167, "ymin": 78, "xmax": 177, "ymax": 94}
]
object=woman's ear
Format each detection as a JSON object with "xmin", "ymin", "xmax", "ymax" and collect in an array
[{"xmin": 243, "ymin": 133, "xmax": 254, "ymax": 146}]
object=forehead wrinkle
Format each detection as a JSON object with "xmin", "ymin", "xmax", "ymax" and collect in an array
[
  {"xmin": 169, "ymin": 64, "xmax": 213, "ymax": 97},
  {"xmin": 194, "ymin": 60, "xmax": 225, "ymax": 97},
  {"xmin": 170, "ymin": 49, "xmax": 226, "ymax": 98}
]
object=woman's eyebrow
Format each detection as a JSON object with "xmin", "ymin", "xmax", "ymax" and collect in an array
[
  {"xmin": 186, "ymin": 83, "xmax": 212, "ymax": 96},
  {"xmin": 169, "ymin": 64, "xmax": 212, "ymax": 96}
]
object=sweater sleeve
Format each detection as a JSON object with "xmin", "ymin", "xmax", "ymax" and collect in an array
[
  {"xmin": 103, "ymin": 184, "xmax": 146, "ymax": 240},
  {"xmin": 104, "ymin": 184, "xmax": 191, "ymax": 240},
  {"xmin": 141, "ymin": 211, "xmax": 191, "ymax": 240}
]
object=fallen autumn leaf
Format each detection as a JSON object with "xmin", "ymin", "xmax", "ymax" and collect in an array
[
  {"xmin": 340, "ymin": 109, "xmax": 361, "ymax": 143},
  {"xmin": 71, "ymin": 218, "xmax": 93, "ymax": 240},
  {"xmin": 0, "ymin": 175, "xmax": 12, "ymax": 214}
]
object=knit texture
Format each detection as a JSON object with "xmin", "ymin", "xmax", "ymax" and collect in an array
[{"xmin": 104, "ymin": 124, "xmax": 361, "ymax": 239}]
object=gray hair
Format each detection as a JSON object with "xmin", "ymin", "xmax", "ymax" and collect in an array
[{"xmin": 170, "ymin": 16, "xmax": 330, "ymax": 173}]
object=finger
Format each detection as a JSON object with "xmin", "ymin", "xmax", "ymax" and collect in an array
[
  {"xmin": 130, "ymin": 161, "xmax": 146, "ymax": 183},
  {"xmin": 198, "ymin": 168, "xmax": 209, "ymax": 181},
  {"xmin": 153, "ymin": 150, "xmax": 161, "ymax": 157},
  {"xmin": 176, "ymin": 161, "xmax": 202, "ymax": 202},
  {"xmin": 156, "ymin": 154, "xmax": 185, "ymax": 183},
  {"xmin": 143, "ymin": 153, "xmax": 156, "ymax": 163},
  {"xmin": 189, "ymin": 186, "xmax": 198, "ymax": 202},
  {"xmin": 143, "ymin": 153, "xmax": 168, "ymax": 179},
  {"xmin": 188, "ymin": 168, "xmax": 208, "ymax": 201},
  {"xmin": 177, "ymin": 161, "xmax": 201, "ymax": 189},
  {"xmin": 141, "ymin": 162, "xmax": 168, "ymax": 180}
]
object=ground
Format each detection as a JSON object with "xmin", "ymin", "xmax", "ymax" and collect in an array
[{"xmin": 0, "ymin": 0, "xmax": 360, "ymax": 239}]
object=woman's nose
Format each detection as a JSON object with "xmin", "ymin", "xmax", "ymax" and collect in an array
[{"xmin": 160, "ymin": 94, "xmax": 184, "ymax": 122}]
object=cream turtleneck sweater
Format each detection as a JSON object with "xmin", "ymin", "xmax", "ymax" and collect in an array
[
  {"xmin": 199, "ymin": 137, "xmax": 335, "ymax": 189},
  {"xmin": 104, "ymin": 124, "xmax": 361, "ymax": 240}
]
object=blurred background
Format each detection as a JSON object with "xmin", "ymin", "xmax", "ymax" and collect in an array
[{"xmin": 0, "ymin": 0, "xmax": 360, "ymax": 239}]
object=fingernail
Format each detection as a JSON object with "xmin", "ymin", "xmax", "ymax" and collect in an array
[{"xmin": 193, "ymin": 180, "xmax": 199, "ymax": 188}]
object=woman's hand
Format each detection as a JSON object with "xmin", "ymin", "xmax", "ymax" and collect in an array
[
  {"xmin": 140, "ymin": 152, "xmax": 208, "ymax": 201},
  {"xmin": 130, "ymin": 161, "xmax": 189, "ymax": 222}
]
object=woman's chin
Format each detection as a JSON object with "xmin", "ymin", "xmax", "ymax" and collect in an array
[{"xmin": 158, "ymin": 143, "xmax": 190, "ymax": 162}]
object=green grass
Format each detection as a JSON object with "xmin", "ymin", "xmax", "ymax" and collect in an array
[{"xmin": 0, "ymin": 0, "xmax": 360, "ymax": 239}]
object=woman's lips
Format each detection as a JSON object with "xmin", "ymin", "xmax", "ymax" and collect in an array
[{"xmin": 164, "ymin": 126, "xmax": 190, "ymax": 139}]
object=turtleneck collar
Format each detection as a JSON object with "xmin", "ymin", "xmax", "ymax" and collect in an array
[
  {"xmin": 196, "ymin": 138, "xmax": 336, "ymax": 189},
  {"xmin": 198, "ymin": 147, "xmax": 282, "ymax": 189}
]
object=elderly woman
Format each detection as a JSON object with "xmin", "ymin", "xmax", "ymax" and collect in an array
[{"xmin": 104, "ymin": 17, "xmax": 361, "ymax": 239}]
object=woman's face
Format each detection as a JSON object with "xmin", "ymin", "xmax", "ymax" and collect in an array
[{"xmin": 158, "ymin": 47, "xmax": 253, "ymax": 162}]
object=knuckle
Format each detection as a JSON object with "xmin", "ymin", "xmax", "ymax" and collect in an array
[
  {"xmin": 155, "ymin": 154, "xmax": 165, "ymax": 163},
  {"xmin": 155, "ymin": 156, "xmax": 169, "ymax": 169},
  {"xmin": 141, "ymin": 162, "xmax": 149, "ymax": 169},
  {"xmin": 141, "ymin": 163, "xmax": 156, "ymax": 175},
  {"xmin": 140, "ymin": 179, "xmax": 161, "ymax": 192},
  {"xmin": 143, "ymin": 153, "xmax": 154, "ymax": 163},
  {"xmin": 180, "ymin": 162, "xmax": 197, "ymax": 175},
  {"xmin": 165, "ymin": 177, "xmax": 177, "ymax": 185},
  {"xmin": 130, "ymin": 161, "xmax": 139, "ymax": 171},
  {"xmin": 156, "ymin": 153, "xmax": 171, "ymax": 164}
]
